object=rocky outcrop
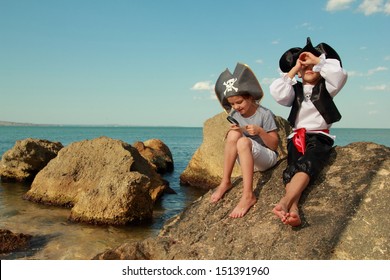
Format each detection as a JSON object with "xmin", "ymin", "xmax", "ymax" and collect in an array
[
  {"xmin": 24, "ymin": 136, "xmax": 169, "ymax": 225},
  {"xmin": 133, "ymin": 139, "xmax": 174, "ymax": 174},
  {"xmin": 0, "ymin": 229, "xmax": 32, "ymax": 253},
  {"xmin": 0, "ymin": 138, "xmax": 63, "ymax": 182},
  {"xmin": 179, "ymin": 112, "xmax": 291, "ymax": 189},
  {"xmin": 94, "ymin": 142, "xmax": 390, "ymax": 260}
]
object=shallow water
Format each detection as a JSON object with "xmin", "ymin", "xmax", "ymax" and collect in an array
[
  {"xmin": 0, "ymin": 126, "xmax": 206, "ymax": 260},
  {"xmin": 0, "ymin": 180, "xmax": 206, "ymax": 260}
]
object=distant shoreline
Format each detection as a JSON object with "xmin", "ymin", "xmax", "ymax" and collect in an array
[
  {"xmin": 0, "ymin": 120, "xmax": 388, "ymax": 130},
  {"xmin": 0, "ymin": 121, "xmax": 37, "ymax": 126},
  {"xmin": 0, "ymin": 121, "xmax": 201, "ymax": 128}
]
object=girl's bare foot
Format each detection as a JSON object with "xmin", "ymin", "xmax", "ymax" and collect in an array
[
  {"xmin": 210, "ymin": 182, "xmax": 232, "ymax": 203},
  {"xmin": 229, "ymin": 194, "xmax": 256, "ymax": 218}
]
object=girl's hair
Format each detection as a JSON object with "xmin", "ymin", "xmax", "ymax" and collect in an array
[{"xmin": 241, "ymin": 93, "xmax": 259, "ymax": 104}]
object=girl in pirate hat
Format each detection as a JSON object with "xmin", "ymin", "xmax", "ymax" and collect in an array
[
  {"xmin": 213, "ymin": 63, "xmax": 279, "ymax": 218},
  {"xmin": 270, "ymin": 37, "xmax": 348, "ymax": 226}
]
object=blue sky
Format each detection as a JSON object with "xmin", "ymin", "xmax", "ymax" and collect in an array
[{"xmin": 1, "ymin": 0, "xmax": 389, "ymax": 128}]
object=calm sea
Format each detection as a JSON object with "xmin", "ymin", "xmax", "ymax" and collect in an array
[{"xmin": 0, "ymin": 126, "xmax": 389, "ymax": 260}]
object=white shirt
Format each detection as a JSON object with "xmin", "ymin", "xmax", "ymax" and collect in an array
[{"xmin": 270, "ymin": 56, "xmax": 348, "ymax": 135}]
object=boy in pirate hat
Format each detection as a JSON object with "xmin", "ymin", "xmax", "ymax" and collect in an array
[
  {"xmin": 213, "ymin": 63, "xmax": 279, "ymax": 218},
  {"xmin": 270, "ymin": 37, "xmax": 348, "ymax": 226}
]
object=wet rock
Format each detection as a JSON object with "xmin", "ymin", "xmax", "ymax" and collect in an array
[
  {"xmin": 24, "ymin": 136, "xmax": 168, "ymax": 225},
  {"xmin": 0, "ymin": 229, "xmax": 32, "ymax": 253},
  {"xmin": 0, "ymin": 138, "xmax": 63, "ymax": 182}
]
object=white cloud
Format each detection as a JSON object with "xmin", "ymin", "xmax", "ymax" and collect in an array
[
  {"xmin": 190, "ymin": 81, "xmax": 214, "ymax": 91},
  {"xmin": 261, "ymin": 77, "xmax": 276, "ymax": 86},
  {"xmin": 326, "ymin": 0, "xmax": 355, "ymax": 11},
  {"xmin": 367, "ymin": 66, "xmax": 388, "ymax": 75},
  {"xmin": 348, "ymin": 66, "xmax": 387, "ymax": 77},
  {"xmin": 346, "ymin": 70, "xmax": 364, "ymax": 77},
  {"xmin": 255, "ymin": 59, "xmax": 264, "ymax": 64},
  {"xmin": 358, "ymin": 0, "xmax": 383, "ymax": 15},
  {"xmin": 385, "ymin": 1, "xmax": 390, "ymax": 14},
  {"xmin": 326, "ymin": 0, "xmax": 390, "ymax": 15},
  {"xmin": 364, "ymin": 84, "xmax": 389, "ymax": 91}
]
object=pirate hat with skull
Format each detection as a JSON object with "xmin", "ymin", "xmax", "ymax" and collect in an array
[
  {"xmin": 215, "ymin": 63, "xmax": 264, "ymax": 112},
  {"xmin": 279, "ymin": 37, "xmax": 342, "ymax": 73}
]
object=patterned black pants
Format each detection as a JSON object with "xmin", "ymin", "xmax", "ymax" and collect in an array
[{"xmin": 283, "ymin": 133, "xmax": 334, "ymax": 185}]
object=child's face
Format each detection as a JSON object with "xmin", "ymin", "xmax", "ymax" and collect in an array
[
  {"xmin": 227, "ymin": 95, "xmax": 254, "ymax": 117},
  {"xmin": 299, "ymin": 64, "xmax": 321, "ymax": 85}
]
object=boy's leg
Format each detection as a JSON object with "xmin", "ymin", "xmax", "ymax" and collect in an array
[
  {"xmin": 229, "ymin": 137, "xmax": 257, "ymax": 218},
  {"xmin": 272, "ymin": 172, "xmax": 310, "ymax": 226},
  {"xmin": 211, "ymin": 130, "xmax": 242, "ymax": 202},
  {"xmin": 273, "ymin": 134, "xmax": 333, "ymax": 226}
]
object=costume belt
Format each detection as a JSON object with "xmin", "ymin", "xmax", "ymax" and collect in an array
[{"xmin": 292, "ymin": 128, "xmax": 329, "ymax": 154}]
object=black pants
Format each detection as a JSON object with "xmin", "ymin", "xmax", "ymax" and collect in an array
[{"xmin": 283, "ymin": 133, "xmax": 334, "ymax": 185}]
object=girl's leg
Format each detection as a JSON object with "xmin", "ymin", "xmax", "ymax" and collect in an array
[
  {"xmin": 211, "ymin": 130, "xmax": 242, "ymax": 202},
  {"xmin": 229, "ymin": 137, "xmax": 257, "ymax": 218}
]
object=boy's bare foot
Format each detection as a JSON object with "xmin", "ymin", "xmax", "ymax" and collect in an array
[
  {"xmin": 272, "ymin": 202, "xmax": 288, "ymax": 223},
  {"xmin": 210, "ymin": 182, "xmax": 232, "ymax": 203},
  {"xmin": 229, "ymin": 194, "xmax": 256, "ymax": 218},
  {"xmin": 285, "ymin": 210, "xmax": 301, "ymax": 227}
]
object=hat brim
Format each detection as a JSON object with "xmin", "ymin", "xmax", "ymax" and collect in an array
[
  {"xmin": 279, "ymin": 37, "xmax": 342, "ymax": 73},
  {"xmin": 215, "ymin": 63, "xmax": 263, "ymax": 112}
]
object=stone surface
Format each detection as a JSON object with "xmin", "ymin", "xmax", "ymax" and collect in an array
[
  {"xmin": 133, "ymin": 138, "xmax": 174, "ymax": 174},
  {"xmin": 24, "ymin": 136, "xmax": 169, "ymax": 225},
  {"xmin": 0, "ymin": 229, "xmax": 32, "ymax": 254},
  {"xmin": 94, "ymin": 142, "xmax": 390, "ymax": 260},
  {"xmin": 179, "ymin": 112, "xmax": 291, "ymax": 189},
  {"xmin": 0, "ymin": 138, "xmax": 63, "ymax": 182}
]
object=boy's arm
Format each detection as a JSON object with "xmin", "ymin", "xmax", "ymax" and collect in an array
[
  {"xmin": 318, "ymin": 58, "xmax": 348, "ymax": 97},
  {"xmin": 269, "ymin": 74, "xmax": 296, "ymax": 107}
]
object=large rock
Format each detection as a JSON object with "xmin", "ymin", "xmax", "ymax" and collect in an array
[
  {"xmin": 94, "ymin": 142, "xmax": 390, "ymax": 260},
  {"xmin": 179, "ymin": 112, "xmax": 291, "ymax": 189},
  {"xmin": 0, "ymin": 229, "xmax": 32, "ymax": 253},
  {"xmin": 24, "ymin": 136, "xmax": 169, "ymax": 225},
  {"xmin": 0, "ymin": 138, "xmax": 63, "ymax": 182},
  {"xmin": 133, "ymin": 139, "xmax": 174, "ymax": 174}
]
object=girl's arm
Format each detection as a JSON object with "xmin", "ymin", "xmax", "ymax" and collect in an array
[{"xmin": 245, "ymin": 125, "xmax": 279, "ymax": 151}]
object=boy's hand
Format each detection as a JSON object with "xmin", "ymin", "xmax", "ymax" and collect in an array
[{"xmin": 298, "ymin": 52, "xmax": 320, "ymax": 66}]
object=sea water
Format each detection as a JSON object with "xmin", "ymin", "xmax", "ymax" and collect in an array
[{"xmin": 0, "ymin": 126, "xmax": 389, "ymax": 259}]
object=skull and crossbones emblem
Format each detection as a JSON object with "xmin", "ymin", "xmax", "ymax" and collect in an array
[{"xmin": 223, "ymin": 78, "xmax": 238, "ymax": 95}]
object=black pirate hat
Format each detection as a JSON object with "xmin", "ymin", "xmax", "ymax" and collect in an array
[
  {"xmin": 279, "ymin": 37, "xmax": 342, "ymax": 73},
  {"xmin": 215, "ymin": 63, "xmax": 263, "ymax": 112}
]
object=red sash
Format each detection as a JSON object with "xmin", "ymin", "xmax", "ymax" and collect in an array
[{"xmin": 292, "ymin": 128, "xmax": 329, "ymax": 154}]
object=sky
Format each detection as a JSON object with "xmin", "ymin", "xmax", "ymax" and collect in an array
[{"xmin": 0, "ymin": 0, "xmax": 389, "ymax": 128}]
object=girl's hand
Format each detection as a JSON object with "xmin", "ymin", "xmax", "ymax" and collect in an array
[
  {"xmin": 245, "ymin": 124, "xmax": 260, "ymax": 136},
  {"xmin": 229, "ymin": 124, "xmax": 241, "ymax": 131}
]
